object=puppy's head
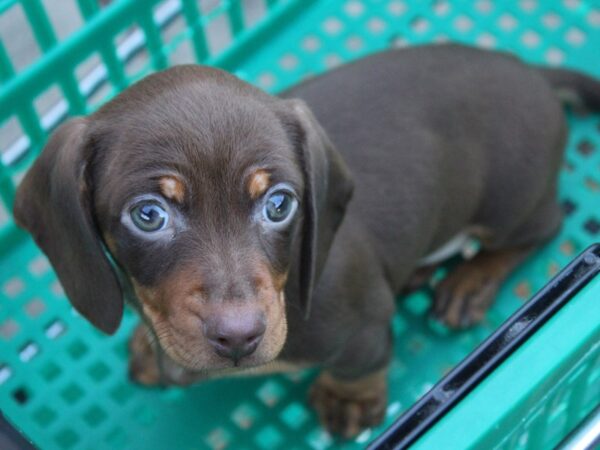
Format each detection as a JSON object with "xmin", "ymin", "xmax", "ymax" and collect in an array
[{"xmin": 13, "ymin": 65, "xmax": 353, "ymax": 371}]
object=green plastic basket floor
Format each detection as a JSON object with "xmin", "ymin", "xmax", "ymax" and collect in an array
[{"xmin": 0, "ymin": 1, "xmax": 599, "ymax": 449}]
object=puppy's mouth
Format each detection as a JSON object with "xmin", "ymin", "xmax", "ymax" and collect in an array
[{"xmin": 154, "ymin": 325, "xmax": 287, "ymax": 373}]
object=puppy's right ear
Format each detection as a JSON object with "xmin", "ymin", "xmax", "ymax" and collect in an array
[
  {"xmin": 13, "ymin": 119, "xmax": 123, "ymax": 334},
  {"xmin": 277, "ymin": 99, "xmax": 354, "ymax": 319}
]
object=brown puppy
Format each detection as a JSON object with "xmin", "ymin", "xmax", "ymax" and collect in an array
[{"xmin": 13, "ymin": 44, "xmax": 600, "ymax": 437}]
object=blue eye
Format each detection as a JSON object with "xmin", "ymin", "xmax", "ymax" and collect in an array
[
  {"xmin": 263, "ymin": 190, "xmax": 296, "ymax": 223},
  {"xmin": 130, "ymin": 202, "xmax": 169, "ymax": 232}
]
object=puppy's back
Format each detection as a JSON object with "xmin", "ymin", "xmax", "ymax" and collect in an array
[{"xmin": 283, "ymin": 44, "xmax": 566, "ymax": 286}]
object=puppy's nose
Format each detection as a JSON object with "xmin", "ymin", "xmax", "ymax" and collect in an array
[{"xmin": 205, "ymin": 311, "xmax": 266, "ymax": 364}]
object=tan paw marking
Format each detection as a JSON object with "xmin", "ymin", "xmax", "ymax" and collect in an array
[{"xmin": 310, "ymin": 370, "xmax": 388, "ymax": 438}]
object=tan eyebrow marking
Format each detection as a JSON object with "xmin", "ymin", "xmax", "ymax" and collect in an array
[
  {"xmin": 247, "ymin": 169, "xmax": 271, "ymax": 200},
  {"xmin": 159, "ymin": 176, "xmax": 185, "ymax": 203}
]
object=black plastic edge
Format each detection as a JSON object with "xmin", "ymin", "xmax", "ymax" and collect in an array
[
  {"xmin": 369, "ymin": 243, "xmax": 600, "ymax": 450},
  {"xmin": 0, "ymin": 410, "xmax": 36, "ymax": 450}
]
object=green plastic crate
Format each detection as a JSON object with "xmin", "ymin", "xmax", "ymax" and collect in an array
[{"xmin": 0, "ymin": 0, "xmax": 599, "ymax": 449}]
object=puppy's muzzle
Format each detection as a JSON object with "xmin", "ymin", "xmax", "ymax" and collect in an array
[{"xmin": 204, "ymin": 309, "xmax": 266, "ymax": 365}]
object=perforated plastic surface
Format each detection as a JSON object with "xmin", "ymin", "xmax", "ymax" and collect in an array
[{"xmin": 0, "ymin": 1, "xmax": 599, "ymax": 449}]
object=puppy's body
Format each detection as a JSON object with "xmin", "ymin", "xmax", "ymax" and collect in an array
[
  {"xmin": 288, "ymin": 45, "xmax": 564, "ymax": 272},
  {"xmin": 14, "ymin": 44, "xmax": 600, "ymax": 437},
  {"xmin": 281, "ymin": 45, "xmax": 565, "ymax": 368}
]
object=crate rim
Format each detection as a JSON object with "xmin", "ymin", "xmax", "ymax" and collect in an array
[{"xmin": 370, "ymin": 243, "xmax": 600, "ymax": 450}]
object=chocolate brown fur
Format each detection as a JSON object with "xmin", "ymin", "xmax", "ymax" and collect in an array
[{"xmin": 14, "ymin": 44, "xmax": 600, "ymax": 437}]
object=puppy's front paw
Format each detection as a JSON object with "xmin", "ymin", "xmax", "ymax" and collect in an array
[
  {"xmin": 432, "ymin": 263, "xmax": 499, "ymax": 329},
  {"xmin": 128, "ymin": 323, "xmax": 162, "ymax": 386},
  {"xmin": 309, "ymin": 370, "xmax": 387, "ymax": 438}
]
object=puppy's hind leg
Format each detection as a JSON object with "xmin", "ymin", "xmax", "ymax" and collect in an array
[
  {"xmin": 432, "ymin": 247, "xmax": 533, "ymax": 328},
  {"xmin": 432, "ymin": 192, "xmax": 563, "ymax": 329}
]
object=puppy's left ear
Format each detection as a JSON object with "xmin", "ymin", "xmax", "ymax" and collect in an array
[
  {"xmin": 279, "ymin": 99, "xmax": 354, "ymax": 318},
  {"xmin": 13, "ymin": 119, "xmax": 123, "ymax": 334}
]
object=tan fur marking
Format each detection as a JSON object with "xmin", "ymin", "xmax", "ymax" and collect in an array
[
  {"xmin": 310, "ymin": 369, "xmax": 388, "ymax": 437},
  {"xmin": 316, "ymin": 369, "xmax": 388, "ymax": 399},
  {"xmin": 234, "ymin": 359, "xmax": 308, "ymax": 376},
  {"xmin": 272, "ymin": 271, "xmax": 288, "ymax": 293},
  {"xmin": 132, "ymin": 279, "xmax": 165, "ymax": 317},
  {"xmin": 247, "ymin": 170, "xmax": 270, "ymax": 199},
  {"xmin": 434, "ymin": 247, "xmax": 532, "ymax": 328},
  {"xmin": 102, "ymin": 233, "xmax": 118, "ymax": 255},
  {"xmin": 159, "ymin": 176, "xmax": 185, "ymax": 203},
  {"xmin": 128, "ymin": 323, "xmax": 161, "ymax": 385},
  {"xmin": 255, "ymin": 269, "xmax": 288, "ymax": 293}
]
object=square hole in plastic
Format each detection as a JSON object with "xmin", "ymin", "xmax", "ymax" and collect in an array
[
  {"xmin": 33, "ymin": 405, "xmax": 57, "ymax": 427},
  {"xmin": 87, "ymin": 361, "xmax": 111, "ymax": 382},
  {"xmin": 60, "ymin": 382, "xmax": 85, "ymax": 405},
  {"xmin": 40, "ymin": 361, "xmax": 62, "ymax": 382},
  {"xmin": 67, "ymin": 339, "xmax": 89, "ymax": 360}
]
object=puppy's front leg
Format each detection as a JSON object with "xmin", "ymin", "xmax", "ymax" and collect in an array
[
  {"xmin": 128, "ymin": 322, "xmax": 162, "ymax": 385},
  {"xmin": 308, "ymin": 317, "xmax": 393, "ymax": 437},
  {"xmin": 310, "ymin": 369, "xmax": 388, "ymax": 438}
]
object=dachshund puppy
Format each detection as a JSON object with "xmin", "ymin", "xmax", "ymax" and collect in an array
[{"xmin": 14, "ymin": 44, "xmax": 600, "ymax": 437}]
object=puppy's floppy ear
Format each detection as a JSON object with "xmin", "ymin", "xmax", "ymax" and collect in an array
[
  {"xmin": 13, "ymin": 119, "xmax": 123, "ymax": 334},
  {"xmin": 280, "ymin": 99, "xmax": 354, "ymax": 319}
]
